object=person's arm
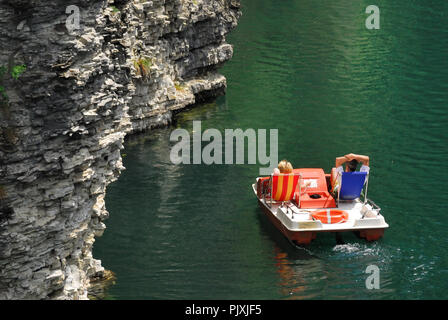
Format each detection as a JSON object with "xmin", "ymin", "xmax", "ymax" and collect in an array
[
  {"xmin": 347, "ymin": 154, "xmax": 369, "ymax": 166},
  {"xmin": 331, "ymin": 167, "xmax": 338, "ymax": 190},
  {"xmin": 301, "ymin": 180, "xmax": 311, "ymax": 188},
  {"xmin": 335, "ymin": 156, "xmax": 348, "ymax": 168}
]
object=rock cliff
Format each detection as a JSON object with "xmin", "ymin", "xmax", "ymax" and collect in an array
[{"xmin": 0, "ymin": 0, "xmax": 240, "ymax": 299}]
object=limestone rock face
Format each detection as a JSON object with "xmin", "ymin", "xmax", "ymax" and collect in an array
[{"xmin": 0, "ymin": 0, "xmax": 240, "ymax": 299}]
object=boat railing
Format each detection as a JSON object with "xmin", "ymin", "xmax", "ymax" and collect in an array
[
  {"xmin": 297, "ymin": 173, "xmax": 303, "ymax": 208},
  {"xmin": 363, "ymin": 172, "xmax": 370, "ymax": 204},
  {"xmin": 362, "ymin": 197, "xmax": 382, "ymax": 217}
]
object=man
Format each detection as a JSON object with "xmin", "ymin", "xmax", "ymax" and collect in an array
[
  {"xmin": 331, "ymin": 153, "xmax": 370, "ymax": 245},
  {"xmin": 331, "ymin": 153, "xmax": 370, "ymax": 194}
]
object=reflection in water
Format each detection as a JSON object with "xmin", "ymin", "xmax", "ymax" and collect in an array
[
  {"xmin": 126, "ymin": 132, "xmax": 184, "ymax": 234},
  {"xmin": 272, "ymin": 241, "xmax": 400, "ymax": 300},
  {"xmin": 274, "ymin": 246, "xmax": 322, "ymax": 299}
]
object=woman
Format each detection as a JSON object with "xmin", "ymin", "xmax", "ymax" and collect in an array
[
  {"xmin": 273, "ymin": 159, "xmax": 293, "ymax": 174},
  {"xmin": 273, "ymin": 159, "xmax": 311, "ymax": 189}
]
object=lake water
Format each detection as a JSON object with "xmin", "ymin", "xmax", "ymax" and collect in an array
[{"xmin": 93, "ymin": 0, "xmax": 448, "ymax": 299}]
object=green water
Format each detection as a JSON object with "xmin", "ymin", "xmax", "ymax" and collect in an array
[{"xmin": 93, "ymin": 0, "xmax": 448, "ymax": 299}]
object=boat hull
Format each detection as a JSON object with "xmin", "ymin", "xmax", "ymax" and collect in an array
[
  {"xmin": 258, "ymin": 198, "xmax": 316, "ymax": 244},
  {"xmin": 258, "ymin": 198, "xmax": 385, "ymax": 244},
  {"xmin": 254, "ymin": 180, "xmax": 387, "ymax": 245}
]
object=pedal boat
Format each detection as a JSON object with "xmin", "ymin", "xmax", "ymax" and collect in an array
[{"xmin": 252, "ymin": 168, "xmax": 389, "ymax": 245}]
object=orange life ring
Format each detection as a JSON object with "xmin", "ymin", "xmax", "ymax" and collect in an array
[{"xmin": 311, "ymin": 209, "xmax": 348, "ymax": 224}]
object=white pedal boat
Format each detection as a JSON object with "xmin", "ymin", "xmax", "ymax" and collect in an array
[{"xmin": 252, "ymin": 168, "xmax": 389, "ymax": 245}]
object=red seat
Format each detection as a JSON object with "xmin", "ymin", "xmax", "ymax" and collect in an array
[{"xmin": 293, "ymin": 168, "xmax": 336, "ymax": 208}]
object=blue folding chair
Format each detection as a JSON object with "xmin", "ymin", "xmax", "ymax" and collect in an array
[{"xmin": 338, "ymin": 171, "xmax": 368, "ymax": 203}]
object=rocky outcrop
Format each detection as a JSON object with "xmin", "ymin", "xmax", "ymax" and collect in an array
[{"xmin": 0, "ymin": 0, "xmax": 240, "ymax": 299}]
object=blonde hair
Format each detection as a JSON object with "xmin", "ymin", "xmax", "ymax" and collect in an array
[{"xmin": 278, "ymin": 159, "xmax": 293, "ymax": 174}]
